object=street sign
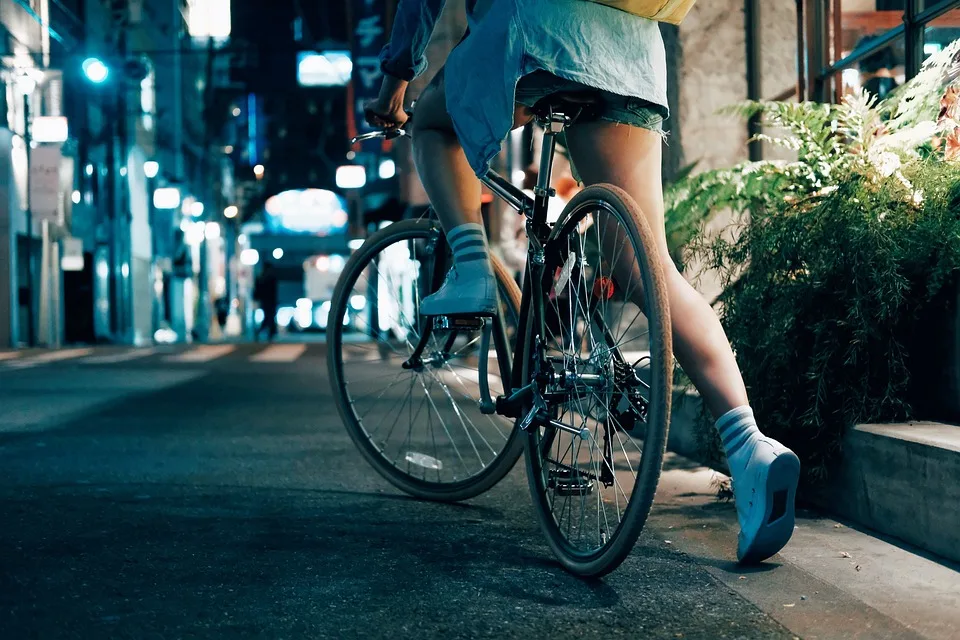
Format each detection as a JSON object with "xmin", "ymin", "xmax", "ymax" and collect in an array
[
  {"xmin": 29, "ymin": 145, "xmax": 64, "ymax": 224},
  {"xmin": 351, "ymin": 0, "xmax": 386, "ymax": 151}
]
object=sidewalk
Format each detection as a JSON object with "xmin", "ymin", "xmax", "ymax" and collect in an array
[{"xmin": 650, "ymin": 453, "xmax": 960, "ymax": 640}]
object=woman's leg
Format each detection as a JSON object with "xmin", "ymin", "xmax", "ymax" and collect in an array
[
  {"xmin": 565, "ymin": 121, "xmax": 799, "ymax": 564},
  {"xmin": 411, "ymin": 69, "xmax": 483, "ymax": 232},
  {"xmin": 564, "ymin": 122, "xmax": 747, "ymax": 420},
  {"xmin": 411, "ymin": 69, "xmax": 532, "ymax": 315}
]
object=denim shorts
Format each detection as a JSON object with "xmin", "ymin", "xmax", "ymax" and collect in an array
[{"xmin": 514, "ymin": 70, "xmax": 666, "ymax": 132}]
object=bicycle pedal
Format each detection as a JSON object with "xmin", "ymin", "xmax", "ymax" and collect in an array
[
  {"xmin": 547, "ymin": 468, "xmax": 594, "ymax": 496},
  {"xmin": 432, "ymin": 316, "xmax": 485, "ymax": 331}
]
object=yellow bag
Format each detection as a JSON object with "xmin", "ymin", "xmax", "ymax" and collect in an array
[{"xmin": 585, "ymin": 0, "xmax": 697, "ymax": 25}]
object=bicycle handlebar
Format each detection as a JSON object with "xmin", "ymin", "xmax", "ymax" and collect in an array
[{"xmin": 350, "ymin": 127, "xmax": 408, "ymax": 145}]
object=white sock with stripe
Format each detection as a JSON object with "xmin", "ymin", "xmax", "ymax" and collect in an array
[
  {"xmin": 446, "ymin": 223, "xmax": 493, "ymax": 274},
  {"xmin": 715, "ymin": 405, "xmax": 761, "ymax": 479}
]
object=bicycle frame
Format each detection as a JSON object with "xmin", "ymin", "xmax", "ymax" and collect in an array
[
  {"xmin": 373, "ymin": 112, "xmax": 574, "ymax": 420},
  {"xmin": 480, "ymin": 114, "xmax": 567, "ymax": 408}
]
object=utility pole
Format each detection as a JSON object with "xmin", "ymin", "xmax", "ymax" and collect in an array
[
  {"xmin": 195, "ymin": 36, "xmax": 217, "ymax": 342},
  {"xmin": 23, "ymin": 90, "xmax": 35, "ymax": 347}
]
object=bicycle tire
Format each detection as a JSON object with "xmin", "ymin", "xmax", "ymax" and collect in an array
[
  {"xmin": 328, "ymin": 219, "xmax": 525, "ymax": 502},
  {"xmin": 523, "ymin": 184, "xmax": 673, "ymax": 576}
]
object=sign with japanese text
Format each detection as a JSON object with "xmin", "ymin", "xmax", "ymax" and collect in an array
[{"xmin": 351, "ymin": 0, "xmax": 386, "ymax": 151}]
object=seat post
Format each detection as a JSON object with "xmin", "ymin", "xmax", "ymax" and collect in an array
[
  {"xmin": 533, "ymin": 114, "xmax": 564, "ymax": 225},
  {"xmin": 535, "ymin": 116, "xmax": 564, "ymax": 197}
]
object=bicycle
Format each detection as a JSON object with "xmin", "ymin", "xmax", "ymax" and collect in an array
[{"xmin": 327, "ymin": 94, "xmax": 673, "ymax": 576}]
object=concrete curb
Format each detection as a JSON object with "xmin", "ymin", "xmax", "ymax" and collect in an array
[{"xmin": 665, "ymin": 389, "xmax": 960, "ymax": 565}]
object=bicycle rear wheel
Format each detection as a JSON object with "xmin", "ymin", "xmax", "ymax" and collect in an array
[
  {"xmin": 523, "ymin": 184, "xmax": 673, "ymax": 576},
  {"xmin": 328, "ymin": 219, "xmax": 524, "ymax": 502}
]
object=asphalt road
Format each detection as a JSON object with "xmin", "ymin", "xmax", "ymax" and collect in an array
[{"xmin": 0, "ymin": 343, "xmax": 794, "ymax": 639}]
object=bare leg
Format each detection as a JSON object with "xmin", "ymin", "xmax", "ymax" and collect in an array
[
  {"xmin": 411, "ymin": 69, "xmax": 483, "ymax": 231},
  {"xmin": 412, "ymin": 69, "xmax": 532, "ymax": 232},
  {"xmin": 564, "ymin": 122, "xmax": 748, "ymax": 420}
]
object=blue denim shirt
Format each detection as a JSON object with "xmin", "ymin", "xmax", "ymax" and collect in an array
[{"xmin": 380, "ymin": 0, "xmax": 668, "ymax": 176}]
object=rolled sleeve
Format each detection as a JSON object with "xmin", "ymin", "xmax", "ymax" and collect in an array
[{"xmin": 379, "ymin": 0, "xmax": 447, "ymax": 81}]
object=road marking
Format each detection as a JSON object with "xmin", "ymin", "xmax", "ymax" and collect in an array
[
  {"xmin": 4, "ymin": 348, "xmax": 94, "ymax": 369},
  {"xmin": 83, "ymin": 348, "xmax": 157, "ymax": 364},
  {"xmin": 249, "ymin": 343, "xmax": 308, "ymax": 363},
  {"xmin": 0, "ymin": 351, "xmax": 21, "ymax": 361},
  {"xmin": 163, "ymin": 345, "xmax": 235, "ymax": 363}
]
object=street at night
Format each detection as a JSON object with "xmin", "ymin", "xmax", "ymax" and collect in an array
[
  {"xmin": 5, "ymin": 0, "xmax": 960, "ymax": 637},
  {"xmin": 2, "ymin": 345, "xmax": 958, "ymax": 639}
]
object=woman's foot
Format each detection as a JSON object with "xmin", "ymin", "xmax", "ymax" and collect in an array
[
  {"xmin": 420, "ymin": 223, "xmax": 499, "ymax": 317},
  {"xmin": 716, "ymin": 407, "xmax": 801, "ymax": 564}
]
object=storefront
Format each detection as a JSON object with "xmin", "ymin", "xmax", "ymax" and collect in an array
[{"xmin": 795, "ymin": 0, "xmax": 960, "ymax": 103}]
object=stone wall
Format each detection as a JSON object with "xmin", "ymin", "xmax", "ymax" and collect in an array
[{"xmin": 674, "ymin": 0, "xmax": 799, "ymax": 300}]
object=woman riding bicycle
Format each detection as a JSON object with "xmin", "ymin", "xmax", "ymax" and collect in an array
[{"xmin": 366, "ymin": 0, "xmax": 800, "ymax": 564}]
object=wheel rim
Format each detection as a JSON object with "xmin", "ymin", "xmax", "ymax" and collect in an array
[
  {"xmin": 529, "ymin": 199, "xmax": 664, "ymax": 561},
  {"xmin": 331, "ymin": 226, "xmax": 519, "ymax": 490}
]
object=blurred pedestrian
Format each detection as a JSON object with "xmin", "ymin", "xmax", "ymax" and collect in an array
[{"xmin": 253, "ymin": 261, "xmax": 279, "ymax": 341}]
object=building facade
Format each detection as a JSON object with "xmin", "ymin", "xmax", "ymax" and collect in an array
[{"xmin": 0, "ymin": 0, "xmax": 225, "ymax": 348}]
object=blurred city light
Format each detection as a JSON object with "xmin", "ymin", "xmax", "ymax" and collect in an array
[
  {"xmin": 153, "ymin": 187, "xmax": 182, "ymax": 209},
  {"xmin": 253, "ymin": 164, "xmax": 265, "ymax": 179},
  {"xmin": 190, "ymin": 201, "xmax": 205, "ymax": 217},
  {"xmin": 232, "ymin": 106, "xmax": 241, "ymax": 117},
  {"xmin": 297, "ymin": 51, "xmax": 352, "ymax": 87},
  {"xmin": 237, "ymin": 233, "xmax": 248, "ymax": 245},
  {"xmin": 315, "ymin": 256, "xmax": 330, "ymax": 271},
  {"xmin": 379, "ymin": 158, "xmax": 396, "ymax": 180},
  {"xmin": 350, "ymin": 295, "xmax": 366, "ymax": 311},
  {"xmin": 205, "ymin": 222, "xmax": 221, "ymax": 240},
  {"xmin": 240, "ymin": 249, "xmax": 260, "ymax": 266},
  {"xmin": 336, "ymin": 165, "xmax": 366, "ymax": 189},
  {"xmin": 187, "ymin": 0, "xmax": 231, "ymax": 39},
  {"xmin": 31, "ymin": 116, "xmax": 68, "ymax": 143},
  {"xmin": 264, "ymin": 189, "xmax": 348, "ymax": 235},
  {"xmin": 224, "ymin": 205, "xmax": 239, "ymax": 218},
  {"xmin": 154, "ymin": 328, "xmax": 178, "ymax": 344},
  {"xmin": 85, "ymin": 163, "xmax": 94, "ymax": 176},
  {"xmin": 119, "ymin": 167, "xmax": 127, "ymax": 177},
  {"xmin": 272, "ymin": 248, "xmax": 283, "ymax": 259},
  {"xmin": 14, "ymin": 71, "xmax": 39, "ymax": 96},
  {"xmin": 82, "ymin": 57, "xmax": 109, "ymax": 84},
  {"xmin": 71, "ymin": 190, "xmax": 81, "ymax": 204},
  {"xmin": 348, "ymin": 238, "xmax": 364, "ymax": 250},
  {"xmin": 143, "ymin": 160, "xmax": 159, "ymax": 178},
  {"xmin": 185, "ymin": 221, "xmax": 206, "ymax": 246}
]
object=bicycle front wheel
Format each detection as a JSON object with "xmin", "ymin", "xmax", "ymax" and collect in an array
[
  {"xmin": 328, "ymin": 219, "xmax": 524, "ymax": 502},
  {"xmin": 523, "ymin": 184, "xmax": 673, "ymax": 576}
]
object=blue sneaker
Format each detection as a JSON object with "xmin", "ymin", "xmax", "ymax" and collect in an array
[
  {"xmin": 420, "ymin": 264, "xmax": 499, "ymax": 317},
  {"xmin": 732, "ymin": 437, "xmax": 801, "ymax": 564}
]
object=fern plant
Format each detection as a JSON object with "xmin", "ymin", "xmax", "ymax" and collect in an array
[{"xmin": 669, "ymin": 41, "xmax": 960, "ymax": 483}]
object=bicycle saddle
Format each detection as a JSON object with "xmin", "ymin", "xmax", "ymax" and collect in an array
[{"xmin": 529, "ymin": 91, "xmax": 603, "ymax": 121}]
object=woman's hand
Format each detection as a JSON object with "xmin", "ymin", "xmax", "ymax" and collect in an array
[{"xmin": 364, "ymin": 75, "xmax": 410, "ymax": 128}]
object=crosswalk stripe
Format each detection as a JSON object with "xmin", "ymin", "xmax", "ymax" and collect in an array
[
  {"xmin": 5, "ymin": 348, "xmax": 95, "ymax": 369},
  {"xmin": 83, "ymin": 348, "xmax": 157, "ymax": 364},
  {"xmin": 163, "ymin": 344, "xmax": 235, "ymax": 363},
  {"xmin": 250, "ymin": 343, "xmax": 308, "ymax": 363},
  {"xmin": 0, "ymin": 351, "xmax": 21, "ymax": 361}
]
